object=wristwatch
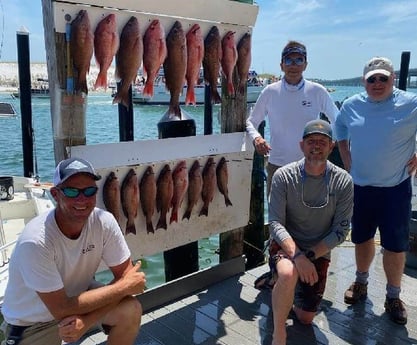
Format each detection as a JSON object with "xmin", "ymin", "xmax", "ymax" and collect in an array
[{"xmin": 304, "ymin": 250, "xmax": 316, "ymax": 261}]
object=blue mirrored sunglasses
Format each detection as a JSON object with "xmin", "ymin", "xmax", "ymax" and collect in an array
[
  {"xmin": 366, "ymin": 75, "xmax": 389, "ymax": 84},
  {"xmin": 58, "ymin": 186, "xmax": 98, "ymax": 198},
  {"xmin": 283, "ymin": 57, "xmax": 305, "ymax": 66}
]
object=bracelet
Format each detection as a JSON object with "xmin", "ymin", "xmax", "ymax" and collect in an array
[{"xmin": 291, "ymin": 250, "xmax": 304, "ymax": 261}]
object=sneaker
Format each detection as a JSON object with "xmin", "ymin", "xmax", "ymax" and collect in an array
[
  {"xmin": 344, "ymin": 282, "xmax": 367, "ymax": 304},
  {"xmin": 384, "ymin": 297, "xmax": 407, "ymax": 325}
]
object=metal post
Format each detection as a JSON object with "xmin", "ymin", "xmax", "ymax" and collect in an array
[
  {"xmin": 16, "ymin": 27, "xmax": 34, "ymax": 177},
  {"xmin": 158, "ymin": 110, "xmax": 198, "ymax": 282},
  {"xmin": 398, "ymin": 51, "xmax": 410, "ymax": 91},
  {"xmin": 118, "ymin": 84, "xmax": 134, "ymax": 141}
]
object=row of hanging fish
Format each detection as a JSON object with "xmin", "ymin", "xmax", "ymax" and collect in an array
[
  {"xmin": 102, "ymin": 157, "xmax": 233, "ymax": 236},
  {"xmin": 69, "ymin": 10, "xmax": 252, "ymax": 112}
]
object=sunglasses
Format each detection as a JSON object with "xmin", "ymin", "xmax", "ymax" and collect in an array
[
  {"xmin": 58, "ymin": 186, "xmax": 98, "ymax": 198},
  {"xmin": 283, "ymin": 57, "xmax": 305, "ymax": 66},
  {"xmin": 300, "ymin": 164, "xmax": 330, "ymax": 209},
  {"xmin": 366, "ymin": 75, "xmax": 389, "ymax": 84}
]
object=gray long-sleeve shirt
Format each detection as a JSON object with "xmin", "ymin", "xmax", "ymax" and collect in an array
[{"xmin": 268, "ymin": 159, "xmax": 353, "ymax": 257}]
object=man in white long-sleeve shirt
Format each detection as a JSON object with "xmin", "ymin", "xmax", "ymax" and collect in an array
[{"xmin": 246, "ymin": 40, "xmax": 338, "ymax": 194}]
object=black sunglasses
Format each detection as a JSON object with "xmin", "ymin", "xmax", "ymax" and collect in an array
[
  {"xmin": 366, "ymin": 75, "xmax": 389, "ymax": 84},
  {"xmin": 58, "ymin": 186, "xmax": 98, "ymax": 198},
  {"xmin": 283, "ymin": 56, "xmax": 305, "ymax": 66}
]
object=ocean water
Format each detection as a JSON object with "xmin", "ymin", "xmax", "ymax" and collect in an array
[{"xmin": 0, "ymin": 85, "xmax": 368, "ymax": 287}]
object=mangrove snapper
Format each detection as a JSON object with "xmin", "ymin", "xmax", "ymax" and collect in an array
[
  {"xmin": 164, "ymin": 21, "xmax": 187, "ymax": 118},
  {"xmin": 70, "ymin": 10, "xmax": 94, "ymax": 94},
  {"xmin": 199, "ymin": 157, "xmax": 217, "ymax": 217},
  {"xmin": 140, "ymin": 166, "xmax": 157, "ymax": 234},
  {"xmin": 183, "ymin": 160, "xmax": 202, "ymax": 220},
  {"xmin": 236, "ymin": 33, "xmax": 252, "ymax": 95},
  {"xmin": 121, "ymin": 168, "xmax": 139, "ymax": 235},
  {"xmin": 170, "ymin": 160, "xmax": 188, "ymax": 224},
  {"xmin": 203, "ymin": 26, "xmax": 222, "ymax": 104},
  {"xmin": 156, "ymin": 164, "xmax": 174, "ymax": 230},
  {"xmin": 102, "ymin": 171, "xmax": 122, "ymax": 227},
  {"xmin": 113, "ymin": 16, "xmax": 143, "ymax": 109},
  {"xmin": 216, "ymin": 157, "xmax": 232, "ymax": 207}
]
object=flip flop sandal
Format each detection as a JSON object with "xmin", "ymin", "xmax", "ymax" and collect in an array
[{"xmin": 254, "ymin": 271, "xmax": 275, "ymax": 290}]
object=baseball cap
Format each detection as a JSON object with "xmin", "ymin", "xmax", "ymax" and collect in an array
[
  {"xmin": 53, "ymin": 157, "xmax": 101, "ymax": 186},
  {"xmin": 281, "ymin": 46, "xmax": 307, "ymax": 59},
  {"xmin": 303, "ymin": 119, "xmax": 333, "ymax": 140},
  {"xmin": 363, "ymin": 57, "xmax": 394, "ymax": 79}
]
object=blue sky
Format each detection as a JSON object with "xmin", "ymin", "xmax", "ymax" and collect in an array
[{"xmin": 1, "ymin": 0, "xmax": 417, "ymax": 80}]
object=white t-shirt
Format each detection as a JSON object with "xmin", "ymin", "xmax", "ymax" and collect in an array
[
  {"xmin": 246, "ymin": 79, "xmax": 338, "ymax": 166},
  {"xmin": 2, "ymin": 208, "xmax": 131, "ymax": 326}
]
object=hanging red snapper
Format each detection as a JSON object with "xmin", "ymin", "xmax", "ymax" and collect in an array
[
  {"xmin": 221, "ymin": 31, "xmax": 238, "ymax": 96},
  {"xmin": 185, "ymin": 24, "xmax": 204, "ymax": 106},
  {"xmin": 93, "ymin": 14, "xmax": 119, "ymax": 90},
  {"xmin": 102, "ymin": 171, "xmax": 122, "ymax": 227},
  {"xmin": 143, "ymin": 19, "xmax": 167, "ymax": 98}
]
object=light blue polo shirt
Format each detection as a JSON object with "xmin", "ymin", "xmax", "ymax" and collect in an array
[{"xmin": 335, "ymin": 88, "xmax": 417, "ymax": 187}]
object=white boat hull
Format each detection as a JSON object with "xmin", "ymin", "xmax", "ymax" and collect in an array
[
  {"xmin": 0, "ymin": 177, "xmax": 55, "ymax": 305},
  {"xmin": 132, "ymin": 84, "xmax": 263, "ymax": 105}
]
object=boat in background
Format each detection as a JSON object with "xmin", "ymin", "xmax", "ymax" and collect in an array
[{"xmin": 11, "ymin": 78, "xmax": 50, "ymax": 99}]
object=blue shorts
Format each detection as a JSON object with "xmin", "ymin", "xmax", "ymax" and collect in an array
[{"xmin": 351, "ymin": 178, "xmax": 411, "ymax": 252}]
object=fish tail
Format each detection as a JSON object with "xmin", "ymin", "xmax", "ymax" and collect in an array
[
  {"xmin": 185, "ymin": 88, "xmax": 196, "ymax": 105},
  {"xmin": 227, "ymin": 82, "xmax": 235, "ymax": 96},
  {"xmin": 146, "ymin": 221, "xmax": 155, "ymax": 234},
  {"xmin": 225, "ymin": 197, "xmax": 233, "ymax": 207},
  {"xmin": 94, "ymin": 71, "xmax": 108, "ymax": 90},
  {"xmin": 182, "ymin": 209, "xmax": 191, "ymax": 220},
  {"xmin": 199, "ymin": 205, "xmax": 209, "ymax": 217},
  {"xmin": 238, "ymin": 82, "xmax": 246, "ymax": 95},
  {"xmin": 156, "ymin": 216, "xmax": 167, "ymax": 230},
  {"xmin": 142, "ymin": 81, "xmax": 154, "ymax": 97},
  {"xmin": 77, "ymin": 77, "xmax": 89, "ymax": 94},
  {"xmin": 169, "ymin": 210, "xmax": 178, "ymax": 224},
  {"xmin": 112, "ymin": 91, "xmax": 130, "ymax": 110},
  {"xmin": 125, "ymin": 219, "xmax": 136, "ymax": 235},
  {"xmin": 211, "ymin": 88, "xmax": 221, "ymax": 104}
]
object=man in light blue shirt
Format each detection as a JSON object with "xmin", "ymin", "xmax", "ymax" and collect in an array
[{"xmin": 335, "ymin": 56, "xmax": 417, "ymax": 325}]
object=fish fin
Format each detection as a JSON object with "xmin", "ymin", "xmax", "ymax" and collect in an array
[
  {"xmin": 94, "ymin": 71, "xmax": 108, "ymax": 90},
  {"xmin": 227, "ymin": 82, "xmax": 235, "ymax": 97},
  {"xmin": 142, "ymin": 81, "xmax": 154, "ymax": 97},
  {"xmin": 182, "ymin": 210, "xmax": 191, "ymax": 220},
  {"xmin": 112, "ymin": 91, "xmax": 130, "ymax": 110},
  {"xmin": 169, "ymin": 211, "xmax": 178, "ymax": 224},
  {"xmin": 225, "ymin": 197, "xmax": 233, "ymax": 207},
  {"xmin": 146, "ymin": 221, "xmax": 155, "ymax": 234},
  {"xmin": 125, "ymin": 220, "xmax": 136, "ymax": 235},
  {"xmin": 156, "ymin": 216, "xmax": 167, "ymax": 230},
  {"xmin": 199, "ymin": 205, "xmax": 208, "ymax": 217},
  {"xmin": 211, "ymin": 88, "xmax": 221, "ymax": 104},
  {"xmin": 185, "ymin": 87, "xmax": 196, "ymax": 105}
]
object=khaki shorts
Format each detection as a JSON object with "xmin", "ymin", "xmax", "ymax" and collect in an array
[
  {"xmin": 266, "ymin": 162, "xmax": 281, "ymax": 196},
  {"xmin": 1, "ymin": 319, "xmax": 61, "ymax": 345}
]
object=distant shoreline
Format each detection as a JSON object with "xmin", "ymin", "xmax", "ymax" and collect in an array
[{"xmin": 0, "ymin": 62, "xmax": 113, "ymax": 92}]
